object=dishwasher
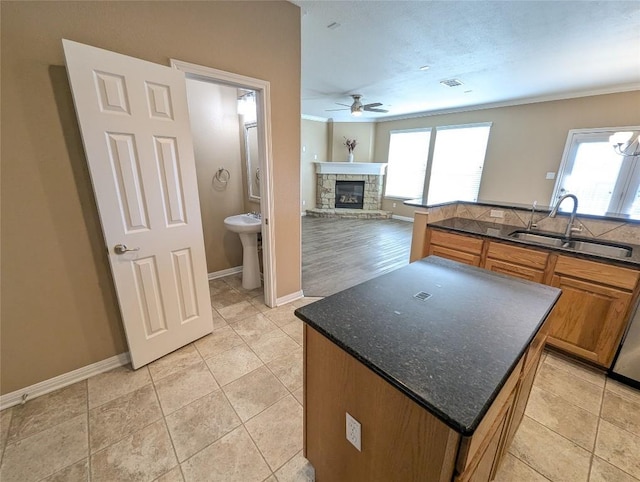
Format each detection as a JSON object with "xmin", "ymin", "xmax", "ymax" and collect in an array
[{"xmin": 610, "ymin": 298, "xmax": 640, "ymax": 389}]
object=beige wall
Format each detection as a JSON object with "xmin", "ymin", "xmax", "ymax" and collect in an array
[
  {"xmin": 185, "ymin": 79, "xmax": 244, "ymax": 274},
  {"xmin": 375, "ymin": 91, "xmax": 640, "ymax": 217},
  {"xmin": 0, "ymin": 1, "xmax": 300, "ymax": 395},
  {"xmin": 329, "ymin": 121, "xmax": 376, "ymax": 163},
  {"xmin": 301, "ymin": 119, "xmax": 329, "ymax": 210}
]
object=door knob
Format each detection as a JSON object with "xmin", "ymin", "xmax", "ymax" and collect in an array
[{"xmin": 114, "ymin": 244, "xmax": 140, "ymax": 255}]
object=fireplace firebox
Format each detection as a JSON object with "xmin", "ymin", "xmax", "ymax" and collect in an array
[{"xmin": 335, "ymin": 180, "xmax": 365, "ymax": 209}]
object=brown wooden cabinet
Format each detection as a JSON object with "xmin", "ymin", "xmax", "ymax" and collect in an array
[
  {"xmin": 423, "ymin": 228, "xmax": 640, "ymax": 368},
  {"xmin": 545, "ymin": 256, "xmax": 638, "ymax": 367},
  {"xmin": 484, "ymin": 242, "xmax": 548, "ymax": 283},
  {"xmin": 428, "ymin": 230, "xmax": 483, "ymax": 267}
]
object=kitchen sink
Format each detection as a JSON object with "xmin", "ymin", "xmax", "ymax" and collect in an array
[{"xmin": 508, "ymin": 230, "xmax": 633, "ymax": 258}]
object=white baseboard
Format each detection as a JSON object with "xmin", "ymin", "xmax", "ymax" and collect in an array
[
  {"xmin": 0, "ymin": 352, "xmax": 130, "ymax": 411},
  {"xmin": 276, "ymin": 290, "xmax": 304, "ymax": 306},
  {"xmin": 208, "ymin": 266, "xmax": 243, "ymax": 280},
  {"xmin": 392, "ymin": 214, "xmax": 414, "ymax": 222}
]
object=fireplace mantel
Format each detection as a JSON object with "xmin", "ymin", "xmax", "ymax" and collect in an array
[{"xmin": 314, "ymin": 162, "xmax": 387, "ymax": 176}]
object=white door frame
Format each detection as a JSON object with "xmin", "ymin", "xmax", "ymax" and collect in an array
[{"xmin": 170, "ymin": 59, "xmax": 276, "ymax": 308}]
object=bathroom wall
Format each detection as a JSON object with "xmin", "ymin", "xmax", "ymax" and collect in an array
[
  {"xmin": 185, "ymin": 78, "xmax": 244, "ymax": 274},
  {"xmin": 1, "ymin": 0, "xmax": 300, "ymax": 395}
]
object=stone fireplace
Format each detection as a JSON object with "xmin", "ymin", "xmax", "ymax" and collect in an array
[{"xmin": 308, "ymin": 162, "xmax": 391, "ymax": 219}]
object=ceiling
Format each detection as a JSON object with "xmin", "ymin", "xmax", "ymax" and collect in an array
[{"xmin": 293, "ymin": 1, "xmax": 640, "ymax": 122}]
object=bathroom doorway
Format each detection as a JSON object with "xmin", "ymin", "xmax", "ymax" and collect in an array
[{"xmin": 172, "ymin": 60, "xmax": 276, "ymax": 307}]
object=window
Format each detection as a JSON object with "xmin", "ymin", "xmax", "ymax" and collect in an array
[
  {"xmin": 553, "ymin": 127, "xmax": 640, "ymax": 218},
  {"xmin": 385, "ymin": 123, "xmax": 491, "ymax": 203},
  {"xmin": 384, "ymin": 130, "xmax": 431, "ymax": 199}
]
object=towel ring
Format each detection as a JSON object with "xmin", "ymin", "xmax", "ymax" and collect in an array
[{"xmin": 214, "ymin": 167, "xmax": 230, "ymax": 184}]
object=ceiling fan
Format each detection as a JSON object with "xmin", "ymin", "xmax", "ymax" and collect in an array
[{"xmin": 326, "ymin": 94, "xmax": 389, "ymax": 116}]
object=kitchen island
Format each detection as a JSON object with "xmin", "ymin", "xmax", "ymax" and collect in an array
[{"xmin": 295, "ymin": 256, "xmax": 561, "ymax": 482}]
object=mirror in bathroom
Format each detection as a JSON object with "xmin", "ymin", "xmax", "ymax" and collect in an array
[{"xmin": 244, "ymin": 122, "xmax": 260, "ymax": 201}]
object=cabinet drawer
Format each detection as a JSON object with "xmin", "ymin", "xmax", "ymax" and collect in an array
[
  {"xmin": 456, "ymin": 357, "xmax": 523, "ymax": 474},
  {"xmin": 487, "ymin": 242, "xmax": 548, "ymax": 269},
  {"xmin": 484, "ymin": 258, "xmax": 545, "ymax": 283},
  {"xmin": 430, "ymin": 230, "xmax": 483, "ymax": 254},
  {"xmin": 428, "ymin": 245, "xmax": 481, "ymax": 267},
  {"xmin": 554, "ymin": 256, "xmax": 639, "ymax": 291}
]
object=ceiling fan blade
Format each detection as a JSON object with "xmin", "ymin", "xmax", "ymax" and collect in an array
[
  {"xmin": 335, "ymin": 103, "xmax": 351, "ymax": 107},
  {"xmin": 363, "ymin": 102, "xmax": 383, "ymax": 109},
  {"xmin": 325, "ymin": 107, "xmax": 350, "ymax": 111},
  {"xmin": 364, "ymin": 107, "xmax": 389, "ymax": 113}
]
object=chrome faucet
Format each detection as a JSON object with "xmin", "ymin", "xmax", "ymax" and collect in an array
[
  {"xmin": 527, "ymin": 201, "xmax": 538, "ymax": 231},
  {"xmin": 549, "ymin": 194, "xmax": 580, "ymax": 239}
]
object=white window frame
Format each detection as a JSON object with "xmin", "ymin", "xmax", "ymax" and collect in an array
[{"xmin": 552, "ymin": 126, "xmax": 640, "ymax": 217}]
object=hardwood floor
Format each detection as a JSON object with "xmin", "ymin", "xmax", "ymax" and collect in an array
[{"xmin": 301, "ymin": 216, "xmax": 414, "ymax": 297}]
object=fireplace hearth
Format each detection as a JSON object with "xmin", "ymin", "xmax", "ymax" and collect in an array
[{"xmin": 335, "ymin": 181, "xmax": 364, "ymax": 209}]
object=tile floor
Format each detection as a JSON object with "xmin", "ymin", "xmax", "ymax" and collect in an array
[{"xmin": 0, "ymin": 273, "xmax": 638, "ymax": 481}]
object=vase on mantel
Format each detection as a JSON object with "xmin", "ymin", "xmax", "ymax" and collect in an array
[{"xmin": 347, "ymin": 152, "xmax": 354, "ymax": 163}]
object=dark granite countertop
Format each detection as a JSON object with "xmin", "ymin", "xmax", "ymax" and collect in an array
[
  {"xmin": 428, "ymin": 217, "xmax": 640, "ymax": 268},
  {"xmin": 295, "ymin": 256, "xmax": 561, "ymax": 436}
]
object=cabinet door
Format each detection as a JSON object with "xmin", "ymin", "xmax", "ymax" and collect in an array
[
  {"xmin": 546, "ymin": 274, "xmax": 632, "ymax": 367},
  {"xmin": 428, "ymin": 245, "xmax": 481, "ymax": 267},
  {"xmin": 484, "ymin": 258, "xmax": 545, "ymax": 283}
]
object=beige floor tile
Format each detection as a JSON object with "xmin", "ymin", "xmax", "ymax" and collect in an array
[
  {"xmin": 264, "ymin": 476, "xmax": 278, "ymax": 482},
  {"xmin": 194, "ymin": 326, "xmax": 245, "ymax": 359},
  {"xmin": 211, "ymin": 308, "xmax": 228, "ymax": 330},
  {"xmin": 525, "ymin": 386, "xmax": 598, "ymax": 450},
  {"xmin": 0, "ymin": 414, "xmax": 87, "ymax": 482},
  {"xmin": 231, "ymin": 313, "xmax": 279, "ymax": 344},
  {"xmin": 42, "ymin": 458, "xmax": 89, "ymax": 482},
  {"xmin": 156, "ymin": 465, "xmax": 185, "ymax": 482},
  {"xmin": 543, "ymin": 352, "xmax": 606, "ymax": 388},
  {"xmin": 245, "ymin": 395, "xmax": 303, "ymax": 471},
  {"xmin": 91, "ymin": 420, "xmax": 177, "ymax": 482},
  {"xmin": 589, "ymin": 456, "xmax": 639, "ymax": 482},
  {"xmin": 154, "ymin": 361, "xmax": 219, "ymax": 416},
  {"xmin": 149, "ymin": 344, "xmax": 203, "ymax": 382},
  {"xmin": 88, "ymin": 364, "xmax": 151, "ymax": 408},
  {"xmin": 7, "ymin": 381, "xmax": 86, "ymax": 443},
  {"xmin": 209, "ymin": 279, "xmax": 234, "ymax": 296},
  {"xmin": 293, "ymin": 387, "xmax": 304, "ymax": 405},
  {"xmin": 0, "ymin": 407, "xmax": 13, "ymax": 459},
  {"xmin": 181, "ymin": 426, "xmax": 271, "ymax": 482},
  {"xmin": 212, "ymin": 290, "xmax": 251, "ymax": 311},
  {"xmin": 274, "ymin": 450, "xmax": 315, "ymax": 482},
  {"xmin": 292, "ymin": 297, "xmax": 323, "ymax": 308},
  {"xmin": 267, "ymin": 349, "xmax": 303, "ymax": 392},
  {"xmin": 605, "ymin": 379, "xmax": 640, "ymax": 404},
  {"xmin": 205, "ymin": 343, "xmax": 264, "ymax": 386},
  {"xmin": 595, "ymin": 419, "xmax": 640, "ymax": 479},
  {"xmin": 223, "ymin": 274, "xmax": 263, "ymax": 298},
  {"xmin": 263, "ymin": 305, "xmax": 298, "ymax": 327},
  {"xmin": 281, "ymin": 319, "xmax": 304, "ymax": 346},
  {"xmin": 601, "ymin": 389, "xmax": 640, "ymax": 436},
  {"xmin": 247, "ymin": 329, "xmax": 300, "ymax": 364},
  {"xmin": 218, "ymin": 300, "xmax": 261, "ymax": 324},
  {"xmin": 249, "ymin": 295, "xmax": 271, "ymax": 313},
  {"xmin": 223, "ymin": 366, "xmax": 289, "ymax": 422},
  {"xmin": 510, "ymin": 416, "xmax": 591, "ymax": 482},
  {"xmin": 165, "ymin": 390, "xmax": 241, "ymax": 462},
  {"xmin": 492, "ymin": 453, "xmax": 549, "ymax": 482},
  {"xmin": 533, "ymin": 363, "xmax": 603, "ymax": 415},
  {"xmin": 89, "ymin": 384, "xmax": 162, "ymax": 453}
]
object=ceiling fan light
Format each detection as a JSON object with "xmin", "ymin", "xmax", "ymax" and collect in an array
[{"xmin": 351, "ymin": 110, "xmax": 362, "ymax": 117}]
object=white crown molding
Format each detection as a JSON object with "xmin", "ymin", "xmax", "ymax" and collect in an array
[
  {"xmin": 301, "ymin": 114, "xmax": 330, "ymax": 122},
  {"xmin": 0, "ymin": 353, "xmax": 130, "ymax": 411}
]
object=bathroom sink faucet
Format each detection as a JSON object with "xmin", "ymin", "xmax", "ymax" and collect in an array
[{"xmin": 549, "ymin": 194, "xmax": 580, "ymax": 240}]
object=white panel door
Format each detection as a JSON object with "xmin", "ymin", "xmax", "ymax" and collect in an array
[{"xmin": 62, "ymin": 40, "xmax": 213, "ymax": 368}]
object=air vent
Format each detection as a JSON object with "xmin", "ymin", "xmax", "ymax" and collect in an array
[
  {"xmin": 414, "ymin": 291, "xmax": 432, "ymax": 301},
  {"xmin": 440, "ymin": 79, "xmax": 463, "ymax": 87}
]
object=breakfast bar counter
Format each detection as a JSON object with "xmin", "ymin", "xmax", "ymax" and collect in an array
[{"xmin": 295, "ymin": 256, "xmax": 561, "ymax": 481}]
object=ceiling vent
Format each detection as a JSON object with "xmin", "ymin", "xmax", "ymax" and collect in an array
[{"xmin": 440, "ymin": 79, "xmax": 464, "ymax": 87}]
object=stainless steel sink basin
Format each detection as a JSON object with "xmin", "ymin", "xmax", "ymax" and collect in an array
[
  {"xmin": 508, "ymin": 230, "xmax": 632, "ymax": 258},
  {"xmin": 508, "ymin": 231, "xmax": 565, "ymax": 248},
  {"xmin": 566, "ymin": 240, "xmax": 632, "ymax": 258}
]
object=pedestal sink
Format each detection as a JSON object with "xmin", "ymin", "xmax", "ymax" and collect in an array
[{"xmin": 223, "ymin": 214, "xmax": 262, "ymax": 290}]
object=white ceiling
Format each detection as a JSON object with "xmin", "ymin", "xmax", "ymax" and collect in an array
[{"xmin": 293, "ymin": 1, "xmax": 640, "ymax": 122}]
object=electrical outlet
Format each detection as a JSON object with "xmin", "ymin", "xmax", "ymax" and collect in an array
[
  {"xmin": 392, "ymin": 202, "xmax": 397, "ymax": 208},
  {"xmin": 546, "ymin": 171, "xmax": 556, "ymax": 180},
  {"xmin": 346, "ymin": 412, "xmax": 362, "ymax": 451},
  {"xmin": 489, "ymin": 209, "xmax": 504, "ymax": 218},
  {"xmin": 302, "ymin": 200, "xmax": 306, "ymax": 206}
]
